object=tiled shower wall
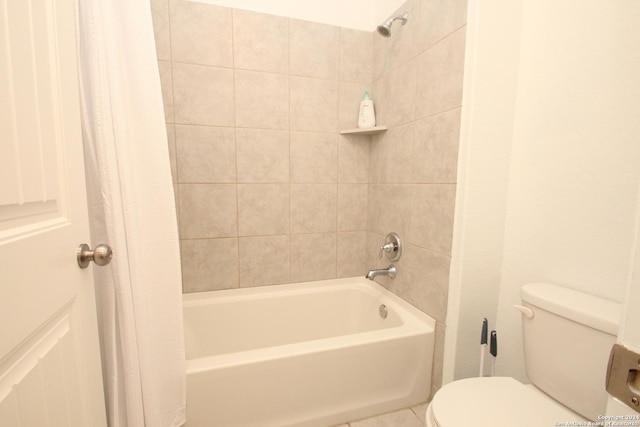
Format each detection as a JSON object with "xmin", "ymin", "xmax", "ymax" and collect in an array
[
  {"xmin": 365, "ymin": 0, "xmax": 467, "ymax": 394},
  {"xmin": 151, "ymin": 0, "xmax": 373, "ymax": 291},
  {"xmin": 151, "ymin": 0, "xmax": 466, "ymax": 397}
]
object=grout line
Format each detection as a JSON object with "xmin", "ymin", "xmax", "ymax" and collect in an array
[
  {"xmin": 167, "ymin": 59, "xmax": 353, "ymax": 87},
  {"xmin": 164, "ymin": 0, "xmax": 184, "ymax": 292},
  {"xmin": 167, "ymin": 3, "xmax": 462, "ymax": 293},
  {"xmin": 335, "ymin": 27, "xmax": 342, "ymax": 279},
  {"xmin": 336, "ymin": 27, "xmax": 349, "ymax": 278},
  {"xmin": 287, "ymin": 16, "xmax": 293, "ymax": 283},
  {"xmin": 229, "ymin": 9, "xmax": 241, "ymax": 289},
  {"xmin": 373, "ymin": 22, "xmax": 467, "ymax": 81},
  {"xmin": 415, "ymin": 105, "xmax": 464, "ymax": 123}
]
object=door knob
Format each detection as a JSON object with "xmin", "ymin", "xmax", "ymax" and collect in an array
[{"xmin": 77, "ymin": 243, "xmax": 113, "ymax": 268}]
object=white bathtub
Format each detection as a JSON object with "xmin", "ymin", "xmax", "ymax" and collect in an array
[{"xmin": 183, "ymin": 277, "xmax": 435, "ymax": 427}]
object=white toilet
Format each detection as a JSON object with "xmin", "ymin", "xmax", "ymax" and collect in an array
[{"xmin": 426, "ymin": 282, "xmax": 621, "ymax": 426}]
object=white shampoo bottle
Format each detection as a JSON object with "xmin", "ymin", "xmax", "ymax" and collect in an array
[{"xmin": 357, "ymin": 90, "xmax": 376, "ymax": 129}]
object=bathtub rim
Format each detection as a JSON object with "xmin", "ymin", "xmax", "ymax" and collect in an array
[{"xmin": 183, "ymin": 277, "xmax": 436, "ymax": 373}]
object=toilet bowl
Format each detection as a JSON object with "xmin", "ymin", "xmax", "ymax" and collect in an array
[
  {"xmin": 426, "ymin": 282, "xmax": 621, "ymax": 426},
  {"xmin": 425, "ymin": 377, "xmax": 586, "ymax": 427}
]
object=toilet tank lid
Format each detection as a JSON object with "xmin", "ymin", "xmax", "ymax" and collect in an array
[{"xmin": 521, "ymin": 283, "xmax": 621, "ymax": 335}]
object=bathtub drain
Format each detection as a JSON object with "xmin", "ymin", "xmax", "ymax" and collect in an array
[{"xmin": 379, "ymin": 304, "xmax": 388, "ymax": 319}]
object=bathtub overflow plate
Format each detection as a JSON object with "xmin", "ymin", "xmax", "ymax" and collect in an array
[{"xmin": 379, "ymin": 304, "xmax": 388, "ymax": 319}]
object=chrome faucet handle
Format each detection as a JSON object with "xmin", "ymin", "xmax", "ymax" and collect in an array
[
  {"xmin": 378, "ymin": 242, "xmax": 395, "ymax": 259},
  {"xmin": 378, "ymin": 232, "xmax": 402, "ymax": 262}
]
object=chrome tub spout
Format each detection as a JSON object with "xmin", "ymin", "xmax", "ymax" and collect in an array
[{"xmin": 365, "ymin": 265, "xmax": 396, "ymax": 280}]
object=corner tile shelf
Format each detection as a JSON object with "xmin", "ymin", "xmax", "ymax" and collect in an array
[{"xmin": 339, "ymin": 126, "xmax": 388, "ymax": 136}]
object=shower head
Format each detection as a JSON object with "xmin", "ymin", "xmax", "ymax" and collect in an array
[{"xmin": 376, "ymin": 12, "xmax": 409, "ymax": 38}]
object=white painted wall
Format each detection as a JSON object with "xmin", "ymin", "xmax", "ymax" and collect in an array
[
  {"xmin": 444, "ymin": 0, "xmax": 522, "ymax": 382},
  {"xmin": 449, "ymin": 0, "xmax": 640, "ymax": 383},
  {"xmin": 496, "ymin": 0, "xmax": 640, "ymax": 382},
  {"xmin": 192, "ymin": 0, "xmax": 405, "ymax": 31}
]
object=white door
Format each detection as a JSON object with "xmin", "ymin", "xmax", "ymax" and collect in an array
[{"xmin": 0, "ymin": 0, "xmax": 107, "ymax": 425}]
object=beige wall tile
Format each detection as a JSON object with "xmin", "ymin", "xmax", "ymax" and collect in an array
[
  {"xmin": 338, "ymin": 81, "xmax": 372, "ymax": 131},
  {"xmin": 233, "ymin": 9, "xmax": 288, "ymax": 73},
  {"xmin": 178, "ymin": 184, "xmax": 237, "ymax": 238},
  {"xmin": 339, "ymin": 28, "xmax": 373, "ymax": 83},
  {"xmin": 415, "ymin": 27, "xmax": 466, "ymax": 119},
  {"xmin": 413, "ymin": 108, "xmax": 461, "ymax": 183},
  {"xmin": 170, "ymin": 0, "xmax": 233, "ymax": 66},
  {"xmin": 409, "ymin": 184, "xmax": 456, "ymax": 254},
  {"xmin": 338, "ymin": 184, "xmax": 368, "ymax": 231},
  {"xmin": 290, "ymin": 132, "xmax": 337, "ymax": 183},
  {"xmin": 176, "ymin": 125, "xmax": 236, "ymax": 183},
  {"xmin": 290, "ymin": 76, "xmax": 338, "ymax": 132},
  {"xmin": 237, "ymin": 184, "xmax": 289, "ymax": 236},
  {"xmin": 372, "ymin": 0, "xmax": 419, "ymax": 79},
  {"xmin": 158, "ymin": 60, "xmax": 173, "ymax": 123},
  {"xmin": 431, "ymin": 321, "xmax": 446, "ymax": 397},
  {"xmin": 371, "ymin": 75, "xmax": 384, "ymax": 124},
  {"xmin": 393, "ymin": 0, "xmax": 420, "ymax": 65},
  {"xmin": 374, "ymin": 58, "xmax": 417, "ymax": 128},
  {"xmin": 290, "ymin": 233, "xmax": 337, "ymax": 282},
  {"xmin": 368, "ymin": 134, "xmax": 382, "ymax": 184},
  {"xmin": 338, "ymin": 135, "xmax": 370, "ymax": 183},
  {"xmin": 235, "ymin": 70, "xmax": 289, "ymax": 130},
  {"xmin": 367, "ymin": 186, "xmax": 384, "ymax": 237},
  {"xmin": 236, "ymin": 128, "xmax": 289, "ymax": 183},
  {"xmin": 414, "ymin": 0, "xmax": 468, "ymax": 54},
  {"xmin": 404, "ymin": 244, "xmax": 451, "ymax": 323},
  {"xmin": 173, "ymin": 63, "xmax": 235, "ymax": 126},
  {"xmin": 337, "ymin": 231, "xmax": 367, "ymax": 278},
  {"xmin": 372, "ymin": 25, "xmax": 386, "ymax": 81},
  {"xmin": 369, "ymin": 123, "xmax": 415, "ymax": 184},
  {"xmin": 238, "ymin": 235, "xmax": 290, "ymax": 287},
  {"xmin": 291, "ymin": 184, "xmax": 337, "ymax": 233},
  {"xmin": 385, "ymin": 1, "xmax": 420, "ymax": 72},
  {"xmin": 368, "ymin": 184, "xmax": 413, "ymax": 238},
  {"xmin": 181, "ymin": 238, "xmax": 239, "ymax": 292},
  {"xmin": 289, "ymin": 19, "xmax": 338, "ymax": 79},
  {"xmin": 369, "ymin": 240, "xmax": 450, "ymax": 325},
  {"xmin": 150, "ymin": 0, "xmax": 171, "ymax": 61},
  {"xmin": 365, "ymin": 231, "xmax": 385, "ymax": 271},
  {"xmin": 150, "ymin": 3, "xmax": 465, "ymax": 300}
]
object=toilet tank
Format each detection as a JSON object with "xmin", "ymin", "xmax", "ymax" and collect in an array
[{"xmin": 520, "ymin": 283, "xmax": 621, "ymax": 421}]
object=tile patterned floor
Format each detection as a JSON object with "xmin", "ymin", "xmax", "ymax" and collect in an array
[{"xmin": 333, "ymin": 403, "xmax": 428, "ymax": 427}]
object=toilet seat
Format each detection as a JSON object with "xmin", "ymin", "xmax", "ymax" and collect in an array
[{"xmin": 426, "ymin": 377, "xmax": 587, "ymax": 427}]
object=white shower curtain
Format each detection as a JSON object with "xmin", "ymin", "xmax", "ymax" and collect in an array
[{"xmin": 77, "ymin": 0, "xmax": 186, "ymax": 426}]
